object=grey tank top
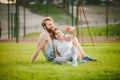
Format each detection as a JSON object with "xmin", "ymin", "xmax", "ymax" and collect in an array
[{"xmin": 43, "ymin": 35, "xmax": 54, "ymax": 61}]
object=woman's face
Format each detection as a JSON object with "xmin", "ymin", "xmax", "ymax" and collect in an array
[{"xmin": 55, "ymin": 30, "xmax": 64, "ymax": 39}]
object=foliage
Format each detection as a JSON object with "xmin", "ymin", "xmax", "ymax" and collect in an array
[
  {"xmin": 25, "ymin": 24, "xmax": 120, "ymax": 38},
  {"xmin": 0, "ymin": 42, "xmax": 120, "ymax": 80},
  {"xmin": 76, "ymin": 24, "xmax": 120, "ymax": 37},
  {"xmin": 24, "ymin": 32, "xmax": 40, "ymax": 38},
  {"xmin": 28, "ymin": 4, "xmax": 71, "ymax": 25}
]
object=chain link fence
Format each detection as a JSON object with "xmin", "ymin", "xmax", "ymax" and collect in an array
[{"xmin": 0, "ymin": 0, "xmax": 120, "ymax": 39}]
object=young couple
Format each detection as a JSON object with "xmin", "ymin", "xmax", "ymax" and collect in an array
[{"xmin": 30, "ymin": 16, "xmax": 97, "ymax": 66}]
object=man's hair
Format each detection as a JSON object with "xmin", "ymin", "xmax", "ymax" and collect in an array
[{"xmin": 41, "ymin": 16, "xmax": 54, "ymax": 29}]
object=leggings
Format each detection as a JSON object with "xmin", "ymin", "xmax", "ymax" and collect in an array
[{"xmin": 54, "ymin": 47, "xmax": 79, "ymax": 64}]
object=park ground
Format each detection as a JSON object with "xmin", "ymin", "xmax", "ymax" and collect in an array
[
  {"xmin": 0, "ymin": 42, "xmax": 120, "ymax": 80},
  {"xmin": 0, "ymin": 3, "xmax": 120, "ymax": 80}
]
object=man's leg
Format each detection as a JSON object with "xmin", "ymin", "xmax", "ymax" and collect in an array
[{"xmin": 43, "ymin": 51, "xmax": 54, "ymax": 61}]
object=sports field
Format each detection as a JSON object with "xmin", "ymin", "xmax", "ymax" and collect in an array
[{"xmin": 0, "ymin": 42, "xmax": 120, "ymax": 80}]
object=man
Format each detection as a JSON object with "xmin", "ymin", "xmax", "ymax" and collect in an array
[
  {"xmin": 30, "ymin": 16, "xmax": 96, "ymax": 64},
  {"xmin": 30, "ymin": 17, "xmax": 55, "ymax": 63}
]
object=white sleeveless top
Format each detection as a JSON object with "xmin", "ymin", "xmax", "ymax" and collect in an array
[{"xmin": 53, "ymin": 39, "xmax": 73, "ymax": 57}]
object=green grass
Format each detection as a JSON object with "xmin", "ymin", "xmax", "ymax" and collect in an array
[
  {"xmin": 27, "ymin": 4, "xmax": 120, "ymax": 38},
  {"xmin": 24, "ymin": 32, "xmax": 40, "ymax": 38},
  {"xmin": 25, "ymin": 24, "xmax": 120, "ymax": 38},
  {"xmin": 79, "ymin": 24, "xmax": 120, "ymax": 37},
  {"xmin": 0, "ymin": 42, "xmax": 120, "ymax": 80},
  {"xmin": 29, "ymin": 4, "xmax": 71, "ymax": 24}
]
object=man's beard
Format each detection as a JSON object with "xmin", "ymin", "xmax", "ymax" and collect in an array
[
  {"xmin": 46, "ymin": 27, "xmax": 55, "ymax": 33},
  {"xmin": 46, "ymin": 27, "xmax": 56, "ymax": 38}
]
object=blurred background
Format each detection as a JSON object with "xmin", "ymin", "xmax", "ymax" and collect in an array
[{"xmin": 0, "ymin": 0, "xmax": 120, "ymax": 43}]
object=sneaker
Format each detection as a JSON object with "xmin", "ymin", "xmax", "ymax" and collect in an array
[
  {"xmin": 82, "ymin": 56, "xmax": 97, "ymax": 61},
  {"xmin": 72, "ymin": 60, "xmax": 78, "ymax": 66},
  {"xmin": 78, "ymin": 60, "xmax": 86, "ymax": 64}
]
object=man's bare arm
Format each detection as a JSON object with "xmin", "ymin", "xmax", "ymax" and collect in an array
[{"xmin": 30, "ymin": 32, "xmax": 49, "ymax": 63}]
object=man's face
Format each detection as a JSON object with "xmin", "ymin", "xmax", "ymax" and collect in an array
[{"xmin": 45, "ymin": 20, "xmax": 55, "ymax": 32}]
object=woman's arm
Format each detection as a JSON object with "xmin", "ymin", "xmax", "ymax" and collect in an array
[
  {"xmin": 70, "ymin": 27, "xmax": 76, "ymax": 38},
  {"xmin": 54, "ymin": 44, "xmax": 60, "ymax": 57},
  {"xmin": 65, "ymin": 27, "xmax": 76, "ymax": 41}
]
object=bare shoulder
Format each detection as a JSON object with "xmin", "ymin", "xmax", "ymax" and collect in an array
[
  {"xmin": 40, "ymin": 31, "xmax": 49, "ymax": 36},
  {"xmin": 38, "ymin": 31, "xmax": 49, "ymax": 40}
]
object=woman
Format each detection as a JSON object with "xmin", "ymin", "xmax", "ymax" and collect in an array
[{"xmin": 53, "ymin": 28, "xmax": 86, "ymax": 66}]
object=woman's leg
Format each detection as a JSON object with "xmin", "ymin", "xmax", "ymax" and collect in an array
[
  {"xmin": 54, "ymin": 52, "xmax": 73, "ymax": 64},
  {"xmin": 71, "ymin": 47, "xmax": 79, "ymax": 60},
  {"xmin": 72, "ymin": 37, "xmax": 97, "ymax": 61},
  {"xmin": 72, "ymin": 37, "xmax": 87, "ymax": 58},
  {"xmin": 54, "ymin": 57, "xmax": 69, "ymax": 64}
]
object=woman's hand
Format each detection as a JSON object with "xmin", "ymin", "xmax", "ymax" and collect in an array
[
  {"xmin": 65, "ymin": 27, "xmax": 76, "ymax": 38},
  {"xmin": 65, "ymin": 27, "xmax": 75, "ymax": 33}
]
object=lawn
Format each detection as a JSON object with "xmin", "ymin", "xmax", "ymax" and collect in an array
[{"xmin": 0, "ymin": 42, "xmax": 120, "ymax": 80}]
